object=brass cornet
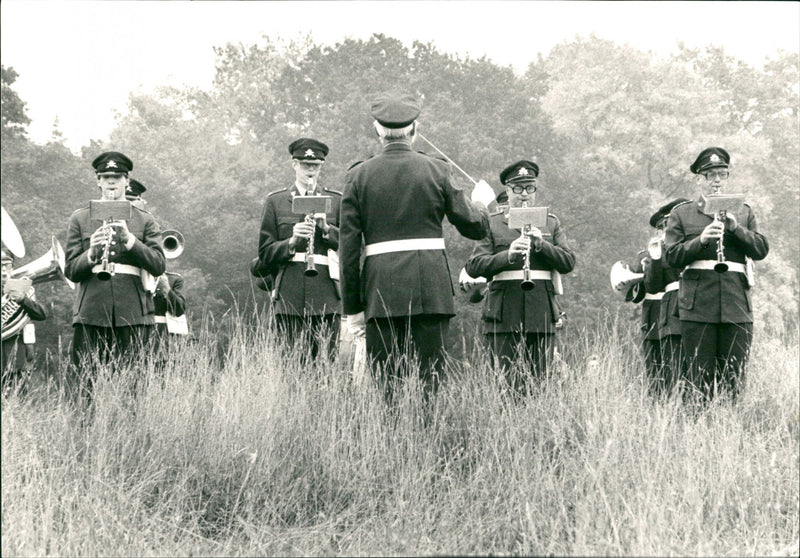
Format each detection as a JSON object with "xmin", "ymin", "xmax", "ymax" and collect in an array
[{"xmin": 161, "ymin": 229, "xmax": 184, "ymax": 259}]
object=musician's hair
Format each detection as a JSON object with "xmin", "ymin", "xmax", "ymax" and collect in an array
[{"xmin": 374, "ymin": 120, "xmax": 416, "ymax": 140}]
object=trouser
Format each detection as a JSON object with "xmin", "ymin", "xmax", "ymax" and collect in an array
[
  {"xmin": 274, "ymin": 313, "xmax": 339, "ymax": 362},
  {"xmin": 485, "ymin": 331, "xmax": 554, "ymax": 394},
  {"xmin": 366, "ymin": 314, "xmax": 450, "ymax": 405},
  {"xmin": 643, "ymin": 335, "xmax": 683, "ymax": 396},
  {"xmin": 2, "ymin": 335, "xmax": 32, "ymax": 389},
  {"xmin": 69, "ymin": 323, "xmax": 153, "ymax": 399},
  {"xmin": 680, "ymin": 321, "xmax": 753, "ymax": 400}
]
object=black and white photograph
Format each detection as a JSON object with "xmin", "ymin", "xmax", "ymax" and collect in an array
[{"xmin": 1, "ymin": 1, "xmax": 798, "ymax": 555}]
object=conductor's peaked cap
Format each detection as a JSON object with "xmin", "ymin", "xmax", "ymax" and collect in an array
[
  {"xmin": 371, "ymin": 93, "xmax": 421, "ymax": 128},
  {"xmin": 690, "ymin": 147, "xmax": 730, "ymax": 175}
]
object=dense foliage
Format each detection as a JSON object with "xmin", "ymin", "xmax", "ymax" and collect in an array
[{"xmin": 1, "ymin": 35, "xmax": 797, "ymax": 364}]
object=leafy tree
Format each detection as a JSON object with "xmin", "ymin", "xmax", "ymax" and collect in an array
[{"xmin": 1, "ymin": 65, "xmax": 30, "ymax": 140}]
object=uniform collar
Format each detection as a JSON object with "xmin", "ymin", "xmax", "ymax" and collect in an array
[
  {"xmin": 381, "ymin": 141, "xmax": 413, "ymax": 153},
  {"xmin": 291, "ymin": 184, "xmax": 319, "ymax": 197}
]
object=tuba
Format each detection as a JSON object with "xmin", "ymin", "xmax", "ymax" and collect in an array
[
  {"xmin": 2, "ymin": 236, "xmax": 73, "ymax": 340},
  {"xmin": 161, "ymin": 229, "xmax": 184, "ymax": 259},
  {"xmin": 609, "ymin": 260, "xmax": 644, "ymax": 300}
]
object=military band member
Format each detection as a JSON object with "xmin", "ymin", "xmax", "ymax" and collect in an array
[
  {"xmin": 465, "ymin": 160, "xmax": 575, "ymax": 392},
  {"xmin": 129, "ymin": 181, "xmax": 188, "ymax": 355},
  {"xmin": 1, "ymin": 249, "xmax": 47, "ymax": 386},
  {"xmin": 641, "ymin": 198, "xmax": 689, "ymax": 395},
  {"xmin": 64, "ymin": 152, "xmax": 166, "ymax": 392},
  {"xmin": 664, "ymin": 147, "xmax": 769, "ymax": 400},
  {"xmin": 125, "ymin": 178, "xmax": 147, "ymax": 209},
  {"xmin": 253, "ymin": 138, "xmax": 341, "ymax": 359},
  {"xmin": 340, "ymin": 92, "xmax": 494, "ymax": 403},
  {"xmin": 153, "ymin": 271, "xmax": 187, "ymax": 351}
]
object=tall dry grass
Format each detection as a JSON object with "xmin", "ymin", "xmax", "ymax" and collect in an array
[{"xmin": 2, "ymin": 311, "xmax": 798, "ymax": 557}]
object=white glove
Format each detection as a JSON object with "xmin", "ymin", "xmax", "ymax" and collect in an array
[
  {"xmin": 346, "ymin": 312, "xmax": 366, "ymax": 337},
  {"xmin": 470, "ymin": 179, "xmax": 495, "ymax": 208},
  {"xmin": 458, "ymin": 267, "xmax": 487, "ymax": 292}
]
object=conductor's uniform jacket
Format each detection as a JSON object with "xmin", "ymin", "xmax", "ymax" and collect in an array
[
  {"xmin": 65, "ymin": 205, "xmax": 165, "ymax": 327},
  {"xmin": 465, "ymin": 209, "xmax": 574, "ymax": 334},
  {"xmin": 664, "ymin": 199, "xmax": 768, "ymax": 324},
  {"xmin": 255, "ymin": 185, "xmax": 341, "ymax": 317},
  {"xmin": 340, "ymin": 143, "xmax": 489, "ymax": 320}
]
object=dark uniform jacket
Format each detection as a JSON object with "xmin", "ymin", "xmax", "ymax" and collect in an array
[
  {"xmin": 154, "ymin": 272, "xmax": 186, "ymax": 318},
  {"xmin": 340, "ymin": 142, "xmax": 489, "ymax": 319},
  {"xmin": 255, "ymin": 185, "xmax": 341, "ymax": 317},
  {"xmin": 631, "ymin": 249, "xmax": 659, "ymax": 341},
  {"xmin": 664, "ymin": 199, "xmax": 768, "ymax": 324},
  {"xmin": 465, "ymin": 209, "xmax": 574, "ymax": 334},
  {"xmin": 65, "ymin": 205, "xmax": 165, "ymax": 327},
  {"xmin": 642, "ymin": 248, "xmax": 683, "ymax": 338}
]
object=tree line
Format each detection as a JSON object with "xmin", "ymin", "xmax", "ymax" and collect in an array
[{"xmin": 2, "ymin": 34, "xmax": 797, "ymax": 363}]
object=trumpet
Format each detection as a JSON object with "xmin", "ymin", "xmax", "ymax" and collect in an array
[
  {"xmin": 520, "ymin": 201, "xmax": 534, "ymax": 291},
  {"xmin": 161, "ymin": 229, "xmax": 184, "ymax": 259}
]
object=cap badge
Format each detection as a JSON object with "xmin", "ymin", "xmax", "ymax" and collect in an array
[
  {"xmin": 305, "ymin": 149, "xmax": 315, "ymax": 158},
  {"xmin": 710, "ymin": 154, "xmax": 720, "ymax": 164},
  {"xmin": 517, "ymin": 167, "xmax": 529, "ymax": 176},
  {"xmin": 106, "ymin": 160, "xmax": 118, "ymax": 168}
]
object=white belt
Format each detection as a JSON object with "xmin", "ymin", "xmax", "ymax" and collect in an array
[
  {"xmin": 364, "ymin": 238, "xmax": 445, "ymax": 257},
  {"xmin": 492, "ymin": 269, "xmax": 552, "ymax": 282},
  {"xmin": 643, "ymin": 280, "xmax": 679, "ymax": 301},
  {"xmin": 154, "ymin": 315, "xmax": 167, "ymax": 324},
  {"xmin": 92, "ymin": 264, "xmax": 141, "ymax": 276},
  {"xmin": 290, "ymin": 253, "xmax": 329, "ymax": 266},
  {"xmin": 686, "ymin": 260, "xmax": 746, "ymax": 274}
]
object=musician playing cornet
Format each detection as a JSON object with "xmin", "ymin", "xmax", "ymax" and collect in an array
[
  {"xmin": 126, "ymin": 180, "xmax": 188, "ymax": 358},
  {"xmin": 252, "ymin": 138, "xmax": 342, "ymax": 360},
  {"xmin": 1, "ymin": 249, "xmax": 47, "ymax": 386},
  {"xmin": 64, "ymin": 152, "xmax": 165, "ymax": 396},
  {"xmin": 465, "ymin": 160, "xmax": 575, "ymax": 394},
  {"xmin": 639, "ymin": 198, "xmax": 689, "ymax": 396},
  {"xmin": 664, "ymin": 147, "xmax": 769, "ymax": 401}
]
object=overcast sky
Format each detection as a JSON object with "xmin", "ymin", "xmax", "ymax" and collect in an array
[{"xmin": 1, "ymin": 0, "xmax": 798, "ymax": 152}]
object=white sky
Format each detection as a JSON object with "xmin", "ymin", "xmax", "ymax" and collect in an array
[{"xmin": 1, "ymin": 0, "xmax": 798, "ymax": 152}]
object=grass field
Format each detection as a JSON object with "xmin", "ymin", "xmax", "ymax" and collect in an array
[{"xmin": 2, "ymin": 314, "xmax": 798, "ymax": 557}]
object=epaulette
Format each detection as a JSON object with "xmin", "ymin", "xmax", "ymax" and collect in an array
[
  {"xmin": 489, "ymin": 208, "xmax": 505, "ymax": 217},
  {"xmin": 165, "ymin": 271, "xmax": 181, "ymax": 277},
  {"xmin": 547, "ymin": 213, "xmax": 561, "ymax": 225},
  {"xmin": 347, "ymin": 160, "xmax": 365, "ymax": 171},
  {"xmin": 267, "ymin": 187, "xmax": 288, "ymax": 197},
  {"xmin": 132, "ymin": 204, "xmax": 154, "ymax": 216},
  {"xmin": 418, "ymin": 150, "xmax": 448, "ymax": 163},
  {"xmin": 672, "ymin": 199, "xmax": 693, "ymax": 211},
  {"xmin": 71, "ymin": 206, "xmax": 89, "ymax": 216},
  {"xmin": 323, "ymin": 187, "xmax": 342, "ymax": 196}
]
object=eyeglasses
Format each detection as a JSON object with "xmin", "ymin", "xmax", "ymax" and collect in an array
[
  {"xmin": 509, "ymin": 181, "xmax": 537, "ymax": 194},
  {"xmin": 703, "ymin": 170, "xmax": 729, "ymax": 181}
]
